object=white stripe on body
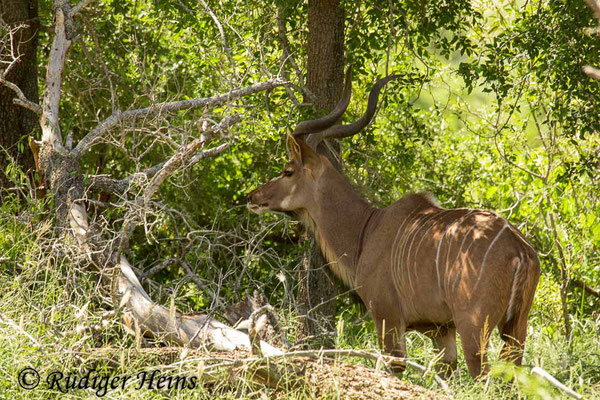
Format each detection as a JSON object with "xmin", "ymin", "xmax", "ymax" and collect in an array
[
  {"xmin": 435, "ymin": 224, "xmax": 451, "ymax": 292},
  {"xmin": 403, "ymin": 212, "xmax": 444, "ymax": 295},
  {"xmin": 390, "ymin": 207, "xmax": 422, "ymax": 297},
  {"xmin": 445, "ymin": 220, "xmax": 479, "ymax": 295},
  {"xmin": 472, "ymin": 223, "xmax": 509, "ymax": 292},
  {"xmin": 394, "ymin": 212, "xmax": 423, "ymax": 298},
  {"xmin": 441, "ymin": 210, "xmax": 475, "ymax": 295},
  {"xmin": 403, "ymin": 211, "xmax": 450, "ymax": 296},
  {"xmin": 398, "ymin": 212, "xmax": 439, "ymax": 297}
]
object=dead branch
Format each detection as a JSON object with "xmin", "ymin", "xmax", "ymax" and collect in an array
[
  {"xmin": 87, "ymin": 161, "xmax": 166, "ymax": 196},
  {"xmin": 69, "ymin": 0, "xmax": 95, "ymax": 18},
  {"xmin": 0, "ymin": 76, "xmax": 42, "ymax": 114},
  {"xmin": 116, "ymin": 256, "xmax": 284, "ymax": 356},
  {"xmin": 86, "ymin": 137, "xmax": 229, "ymax": 197},
  {"xmin": 140, "ymin": 258, "xmax": 178, "ymax": 280},
  {"xmin": 40, "ymin": 1, "xmax": 71, "ymax": 153},
  {"xmin": 117, "ymin": 115, "xmax": 241, "ymax": 251},
  {"xmin": 66, "ymin": 171, "xmax": 286, "ymax": 358},
  {"xmin": 143, "ymin": 115, "xmax": 240, "ymax": 203},
  {"xmin": 72, "ymin": 79, "xmax": 287, "ymax": 158},
  {"xmin": 582, "ymin": 64, "xmax": 600, "ymax": 80},
  {"xmin": 0, "ymin": 20, "xmax": 43, "ymax": 115}
]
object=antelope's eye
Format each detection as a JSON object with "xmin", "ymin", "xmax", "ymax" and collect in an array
[{"xmin": 283, "ymin": 169, "xmax": 293, "ymax": 177}]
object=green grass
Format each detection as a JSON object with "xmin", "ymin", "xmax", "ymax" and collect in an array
[{"xmin": 1, "ymin": 204, "xmax": 599, "ymax": 399}]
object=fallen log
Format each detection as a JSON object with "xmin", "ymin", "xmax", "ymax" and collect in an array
[{"xmin": 116, "ymin": 256, "xmax": 284, "ymax": 357}]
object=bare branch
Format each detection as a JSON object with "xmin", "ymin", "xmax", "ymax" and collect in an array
[
  {"xmin": 0, "ymin": 77, "xmax": 42, "ymax": 114},
  {"xmin": 66, "ymin": 192, "xmax": 285, "ymax": 357},
  {"xmin": 571, "ymin": 278, "xmax": 600, "ymax": 298},
  {"xmin": 72, "ymin": 79, "xmax": 287, "ymax": 158},
  {"xmin": 584, "ymin": 0, "xmax": 600, "ymax": 21},
  {"xmin": 142, "ymin": 114, "xmax": 241, "ymax": 204},
  {"xmin": 582, "ymin": 65, "xmax": 600, "ymax": 81},
  {"xmin": 493, "ymin": 136, "xmax": 545, "ymax": 181},
  {"xmin": 0, "ymin": 20, "xmax": 43, "ymax": 115},
  {"xmin": 40, "ymin": 3, "xmax": 71, "ymax": 152},
  {"xmin": 69, "ymin": 0, "xmax": 94, "ymax": 18},
  {"xmin": 117, "ymin": 115, "xmax": 241, "ymax": 252},
  {"xmin": 531, "ymin": 367, "xmax": 583, "ymax": 399},
  {"xmin": 140, "ymin": 258, "xmax": 178, "ymax": 280},
  {"xmin": 64, "ymin": 173, "xmax": 285, "ymax": 359}
]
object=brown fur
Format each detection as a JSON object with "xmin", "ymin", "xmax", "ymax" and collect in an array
[{"xmin": 248, "ymin": 135, "xmax": 540, "ymax": 379}]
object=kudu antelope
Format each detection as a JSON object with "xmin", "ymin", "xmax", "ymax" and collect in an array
[{"xmin": 246, "ymin": 71, "xmax": 540, "ymax": 378}]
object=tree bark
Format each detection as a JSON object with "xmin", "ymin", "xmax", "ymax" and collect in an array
[
  {"xmin": 295, "ymin": 0, "xmax": 345, "ymax": 347},
  {"xmin": 0, "ymin": 0, "xmax": 38, "ymax": 190}
]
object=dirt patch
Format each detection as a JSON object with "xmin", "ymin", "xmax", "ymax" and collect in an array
[
  {"xmin": 85, "ymin": 347, "xmax": 449, "ymax": 399},
  {"xmin": 304, "ymin": 360, "xmax": 449, "ymax": 400}
]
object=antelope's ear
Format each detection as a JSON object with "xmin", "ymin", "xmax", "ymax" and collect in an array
[
  {"xmin": 287, "ymin": 134, "xmax": 303, "ymax": 163},
  {"xmin": 297, "ymin": 137, "xmax": 321, "ymax": 167}
]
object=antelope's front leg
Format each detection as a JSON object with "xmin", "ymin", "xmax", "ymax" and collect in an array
[
  {"xmin": 376, "ymin": 318, "xmax": 407, "ymax": 374},
  {"xmin": 425, "ymin": 327, "xmax": 458, "ymax": 379}
]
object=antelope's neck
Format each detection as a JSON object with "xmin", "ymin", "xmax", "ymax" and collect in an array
[{"xmin": 300, "ymin": 169, "xmax": 375, "ymax": 288}]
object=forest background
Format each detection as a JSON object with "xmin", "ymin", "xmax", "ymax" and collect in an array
[{"xmin": 0, "ymin": 0, "xmax": 599, "ymax": 398}]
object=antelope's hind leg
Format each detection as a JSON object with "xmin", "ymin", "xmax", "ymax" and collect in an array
[
  {"xmin": 456, "ymin": 308, "xmax": 506, "ymax": 379},
  {"xmin": 499, "ymin": 254, "xmax": 539, "ymax": 366},
  {"xmin": 498, "ymin": 306, "xmax": 530, "ymax": 365}
]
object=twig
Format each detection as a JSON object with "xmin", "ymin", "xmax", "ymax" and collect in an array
[
  {"xmin": 0, "ymin": 314, "xmax": 41, "ymax": 347},
  {"xmin": 142, "ymin": 114, "xmax": 240, "ymax": 204},
  {"xmin": 571, "ymin": 278, "xmax": 600, "ymax": 298},
  {"xmin": 181, "ymin": 260, "xmax": 224, "ymax": 308},
  {"xmin": 197, "ymin": 0, "xmax": 236, "ymax": 77},
  {"xmin": 87, "ymin": 162, "xmax": 167, "ymax": 196},
  {"xmin": 140, "ymin": 258, "xmax": 178, "ymax": 280},
  {"xmin": 69, "ymin": 0, "xmax": 94, "ymax": 18},
  {"xmin": 117, "ymin": 115, "xmax": 241, "ymax": 253},
  {"xmin": 0, "ymin": 77, "xmax": 42, "ymax": 115},
  {"xmin": 531, "ymin": 367, "xmax": 583, "ymax": 399}
]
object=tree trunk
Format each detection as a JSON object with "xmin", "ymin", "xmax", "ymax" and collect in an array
[
  {"xmin": 295, "ymin": 0, "xmax": 345, "ymax": 347},
  {"xmin": 0, "ymin": 0, "xmax": 38, "ymax": 190}
]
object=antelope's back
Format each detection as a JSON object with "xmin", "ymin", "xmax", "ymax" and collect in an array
[{"xmin": 370, "ymin": 193, "xmax": 538, "ymax": 323}]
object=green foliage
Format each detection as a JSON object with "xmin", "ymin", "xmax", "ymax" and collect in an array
[{"xmin": 2, "ymin": 0, "xmax": 600, "ymax": 398}]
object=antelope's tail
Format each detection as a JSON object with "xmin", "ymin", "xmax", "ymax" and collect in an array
[{"xmin": 502, "ymin": 249, "xmax": 540, "ymax": 338}]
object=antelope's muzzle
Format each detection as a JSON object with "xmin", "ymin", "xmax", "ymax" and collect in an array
[{"xmin": 246, "ymin": 188, "xmax": 268, "ymax": 213}]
